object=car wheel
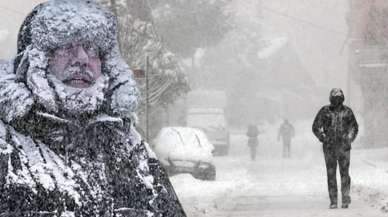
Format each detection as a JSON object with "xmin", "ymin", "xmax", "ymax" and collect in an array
[{"xmin": 204, "ymin": 166, "xmax": 216, "ymax": 181}]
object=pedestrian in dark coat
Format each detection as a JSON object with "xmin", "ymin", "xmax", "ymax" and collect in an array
[
  {"xmin": 278, "ymin": 119, "xmax": 295, "ymax": 158},
  {"xmin": 312, "ymin": 88, "xmax": 358, "ymax": 209},
  {"xmin": 247, "ymin": 124, "xmax": 259, "ymax": 161}
]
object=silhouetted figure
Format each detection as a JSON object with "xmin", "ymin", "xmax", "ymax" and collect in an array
[
  {"xmin": 247, "ymin": 124, "xmax": 259, "ymax": 161},
  {"xmin": 312, "ymin": 88, "xmax": 358, "ymax": 209},
  {"xmin": 278, "ymin": 119, "xmax": 295, "ymax": 158}
]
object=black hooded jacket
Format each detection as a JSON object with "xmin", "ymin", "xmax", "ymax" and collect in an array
[{"xmin": 312, "ymin": 89, "xmax": 358, "ymax": 149}]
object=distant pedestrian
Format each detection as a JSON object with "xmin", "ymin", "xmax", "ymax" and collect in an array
[
  {"xmin": 278, "ymin": 119, "xmax": 295, "ymax": 158},
  {"xmin": 247, "ymin": 124, "xmax": 259, "ymax": 161},
  {"xmin": 312, "ymin": 88, "xmax": 358, "ymax": 209}
]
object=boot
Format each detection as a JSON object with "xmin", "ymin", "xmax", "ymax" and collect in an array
[
  {"xmin": 342, "ymin": 196, "xmax": 351, "ymax": 209},
  {"xmin": 329, "ymin": 202, "xmax": 338, "ymax": 209}
]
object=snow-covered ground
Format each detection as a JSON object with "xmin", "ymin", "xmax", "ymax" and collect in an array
[{"xmin": 170, "ymin": 120, "xmax": 388, "ymax": 216}]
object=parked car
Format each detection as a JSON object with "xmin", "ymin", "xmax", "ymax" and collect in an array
[
  {"xmin": 186, "ymin": 108, "xmax": 230, "ymax": 156},
  {"xmin": 153, "ymin": 127, "xmax": 216, "ymax": 180}
]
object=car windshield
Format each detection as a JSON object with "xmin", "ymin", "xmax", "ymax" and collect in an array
[{"xmin": 169, "ymin": 127, "xmax": 203, "ymax": 148}]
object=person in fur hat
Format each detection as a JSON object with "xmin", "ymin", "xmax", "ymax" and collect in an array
[{"xmin": 0, "ymin": 0, "xmax": 186, "ymax": 216}]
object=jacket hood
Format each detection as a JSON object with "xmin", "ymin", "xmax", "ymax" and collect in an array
[
  {"xmin": 329, "ymin": 88, "xmax": 344, "ymax": 106},
  {"xmin": 0, "ymin": 62, "xmax": 34, "ymax": 122},
  {"xmin": 0, "ymin": 0, "xmax": 138, "ymax": 123}
]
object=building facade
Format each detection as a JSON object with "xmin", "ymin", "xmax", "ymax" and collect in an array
[{"xmin": 347, "ymin": 0, "xmax": 388, "ymax": 147}]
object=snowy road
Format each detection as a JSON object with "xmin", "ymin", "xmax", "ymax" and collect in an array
[
  {"xmin": 210, "ymin": 195, "xmax": 384, "ymax": 217},
  {"xmin": 171, "ymin": 122, "xmax": 388, "ymax": 217},
  {"xmin": 204, "ymin": 155, "xmax": 388, "ymax": 217}
]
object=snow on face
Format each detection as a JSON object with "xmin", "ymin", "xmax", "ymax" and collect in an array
[
  {"xmin": 48, "ymin": 42, "xmax": 102, "ymax": 88},
  {"xmin": 5, "ymin": 0, "xmax": 138, "ymax": 119},
  {"xmin": 22, "ymin": 0, "xmax": 118, "ymax": 115},
  {"xmin": 47, "ymin": 73, "xmax": 108, "ymax": 116}
]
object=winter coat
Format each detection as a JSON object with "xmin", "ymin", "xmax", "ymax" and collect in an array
[
  {"xmin": 0, "ymin": 67, "xmax": 185, "ymax": 217},
  {"xmin": 312, "ymin": 104, "xmax": 358, "ymax": 150},
  {"xmin": 246, "ymin": 125, "xmax": 259, "ymax": 148},
  {"xmin": 278, "ymin": 122, "xmax": 295, "ymax": 144}
]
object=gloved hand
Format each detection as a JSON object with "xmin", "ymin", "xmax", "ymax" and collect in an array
[{"xmin": 319, "ymin": 133, "xmax": 329, "ymax": 144}]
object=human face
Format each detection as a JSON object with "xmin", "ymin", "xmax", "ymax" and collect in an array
[{"xmin": 48, "ymin": 42, "xmax": 102, "ymax": 88}]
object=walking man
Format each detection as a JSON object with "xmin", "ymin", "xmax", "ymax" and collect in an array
[
  {"xmin": 312, "ymin": 88, "xmax": 358, "ymax": 209},
  {"xmin": 278, "ymin": 119, "xmax": 295, "ymax": 158}
]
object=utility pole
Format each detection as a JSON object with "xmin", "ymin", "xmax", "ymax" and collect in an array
[
  {"xmin": 110, "ymin": 0, "xmax": 122, "ymax": 52},
  {"xmin": 145, "ymin": 55, "xmax": 150, "ymax": 142},
  {"xmin": 110, "ymin": 0, "xmax": 118, "ymax": 16}
]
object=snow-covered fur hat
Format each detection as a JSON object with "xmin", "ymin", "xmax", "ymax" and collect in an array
[{"xmin": 10, "ymin": 0, "xmax": 138, "ymax": 120}]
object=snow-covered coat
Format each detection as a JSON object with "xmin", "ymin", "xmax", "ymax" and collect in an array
[
  {"xmin": 0, "ymin": 1, "xmax": 185, "ymax": 216},
  {"xmin": 312, "ymin": 89, "xmax": 358, "ymax": 150}
]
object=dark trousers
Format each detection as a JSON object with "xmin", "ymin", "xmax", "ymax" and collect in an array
[
  {"xmin": 249, "ymin": 146, "xmax": 257, "ymax": 161},
  {"xmin": 323, "ymin": 146, "xmax": 351, "ymax": 204},
  {"xmin": 283, "ymin": 142, "xmax": 291, "ymax": 158}
]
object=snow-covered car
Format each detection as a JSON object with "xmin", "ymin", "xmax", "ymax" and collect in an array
[{"xmin": 153, "ymin": 127, "xmax": 216, "ymax": 180}]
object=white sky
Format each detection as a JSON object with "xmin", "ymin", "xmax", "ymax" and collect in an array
[
  {"xmin": 223, "ymin": 0, "xmax": 360, "ymax": 111},
  {"xmin": 231, "ymin": 0, "xmax": 349, "ymax": 90}
]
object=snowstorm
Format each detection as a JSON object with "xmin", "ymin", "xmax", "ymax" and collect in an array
[{"xmin": 0, "ymin": 0, "xmax": 387, "ymax": 217}]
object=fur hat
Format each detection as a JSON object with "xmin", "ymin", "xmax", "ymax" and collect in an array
[{"xmin": 11, "ymin": 0, "xmax": 138, "ymax": 118}]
